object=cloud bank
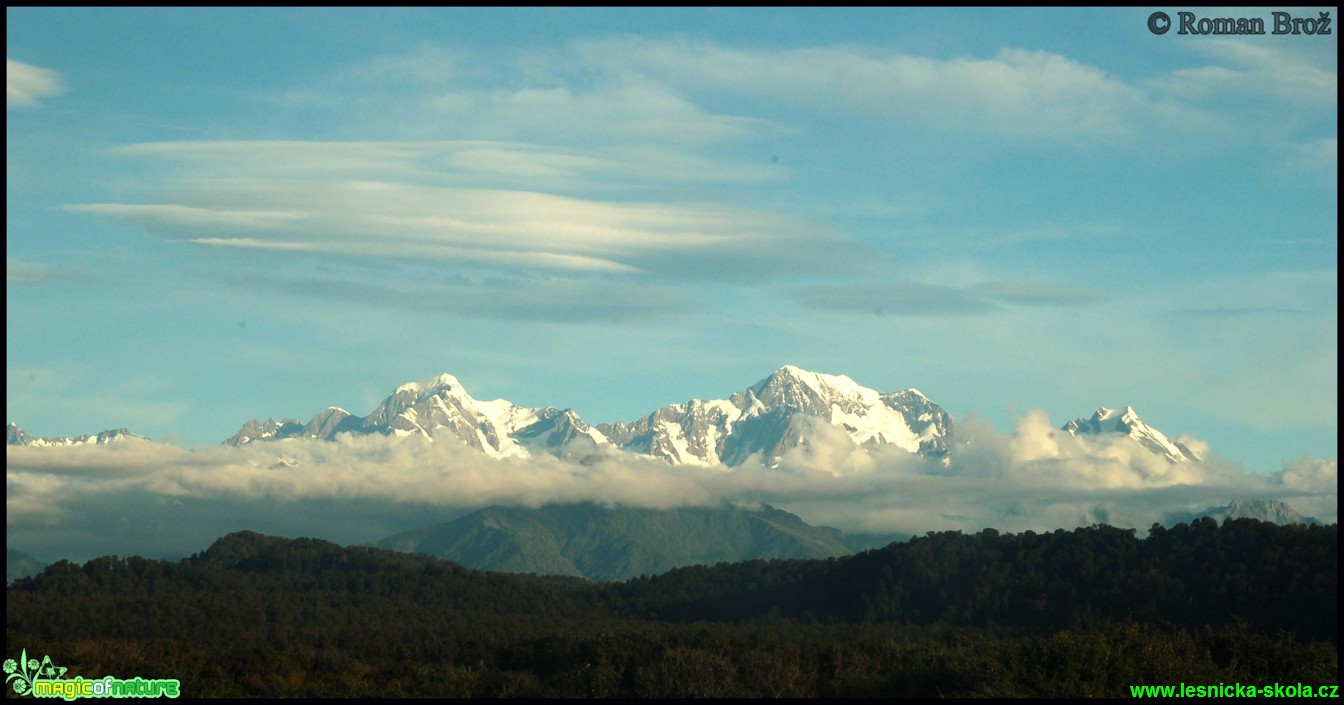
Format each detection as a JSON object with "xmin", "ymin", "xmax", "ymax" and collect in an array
[{"xmin": 8, "ymin": 412, "xmax": 1335, "ymax": 564}]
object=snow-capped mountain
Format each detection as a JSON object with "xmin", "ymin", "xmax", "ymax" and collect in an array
[
  {"xmin": 7, "ymin": 422, "xmax": 146, "ymax": 447},
  {"xmin": 225, "ymin": 418, "xmax": 309, "ymax": 446},
  {"xmin": 222, "ymin": 367, "xmax": 950, "ymax": 467},
  {"xmin": 223, "ymin": 373, "xmax": 608, "ymax": 459},
  {"xmin": 598, "ymin": 365, "xmax": 952, "ymax": 467},
  {"xmin": 1062, "ymin": 406, "xmax": 1201, "ymax": 463}
]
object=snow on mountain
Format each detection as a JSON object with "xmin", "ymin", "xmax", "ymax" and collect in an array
[
  {"xmin": 224, "ymin": 418, "xmax": 308, "ymax": 446},
  {"xmin": 1062, "ymin": 406, "xmax": 1201, "ymax": 463},
  {"xmin": 222, "ymin": 366, "xmax": 949, "ymax": 467},
  {"xmin": 511, "ymin": 408, "xmax": 609, "ymax": 456},
  {"xmin": 598, "ymin": 365, "xmax": 952, "ymax": 467},
  {"xmin": 222, "ymin": 375, "xmax": 609, "ymax": 460},
  {"xmin": 7, "ymin": 422, "xmax": 147, "ymax": 447},
  {"xmin": 304, "ymin": 407, "xmax": 355, "ymax": 439}
]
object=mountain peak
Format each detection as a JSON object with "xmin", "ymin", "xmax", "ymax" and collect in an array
[
  {"xmin": 395, "ymin": 373, "xmax": 462, "ymax": 395},
  {"xmin": 7, "ymin": 422, "xmax": 29, "ymax": 446},
  {"xmin": 769, "ymin": 364, "xmax": 850, "ymax": 383},
  {"xmin": 1064, "ymin": 405, "xmax": 1200, "ymax": 463},
  {"xmin": 595, "ymin": 367, "xmax": 954, "ymax": 466},
  {"xmin": 1094, "ymin": 406, "xmax": 1139, "ymax": 422},
  {"xmin": 754, "ymin": 365, "xmax": 873, "ymax": 403}
]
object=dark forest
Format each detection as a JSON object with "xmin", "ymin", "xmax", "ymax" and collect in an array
[{"xmin": 6, "ymin": 518, "xmax": 1337, "ymax": 697}]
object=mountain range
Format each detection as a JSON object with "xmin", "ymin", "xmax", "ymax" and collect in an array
[
  {"xmin": 10, "ymin": 366, "xmax": 1208, "ymax": 468},
  {"xmin": 214, "ymin": 366, "xmax": 1219, "ymax": 468},
  {"xmin": 216, "ymin": 366, "xmax": 955, "ymax": 467},
  {"xmin": 221, "ymin": 373, "xmax": 606, "ymax": 460},
  {"xmin": 6, "ymin": 367, "xmax": 1331, "ymax": 592},
  {"xmin": 6, "ymin": 422, "xmax": 145, "ymax": 447}
]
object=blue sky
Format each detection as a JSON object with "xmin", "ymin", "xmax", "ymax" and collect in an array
[{"xmin": 6, "ymin": 7, "xmax": 1337, "ymax": 473}]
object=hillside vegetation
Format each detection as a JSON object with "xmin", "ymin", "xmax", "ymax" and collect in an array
[{"xmin": 6, "ymin": 519, "xmax": 1336, "ymax": 697}]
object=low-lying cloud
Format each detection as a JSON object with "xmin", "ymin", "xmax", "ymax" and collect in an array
[{"xmin": 7, "ymin": 412, "xmax": 1335, "ymax": 565}]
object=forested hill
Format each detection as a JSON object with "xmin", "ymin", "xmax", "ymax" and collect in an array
[
  {"xmin": 621, "ymin": 519, "xmax": 1338, "ymax": 640},
  {"xmin": 6, "ymin": 520, "xmax": 1336, "ymax": 697},
  {"xmin": 375, "ymin": 503, "xmax": 853, "ymax": 581},
  {"xmin": 10, "ymin": 520, "xmax": 1337, "ymax": 640}
]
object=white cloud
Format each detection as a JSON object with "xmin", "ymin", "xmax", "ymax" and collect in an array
[
  {"xmin": 7, "ymin": 411, "xmax": 1333, "ymax": 563},
  {"xmin": 71, "ymin": 141, "xmax": 874, "ymax": 284},
  {"xmin": 112, "ymin": 139, "xmax": 787, "ymax": 186},
  {"xmin": 69, "ymin": 204, "xmax": 304, "ymax": 231},
  {"xmin": 571, "ymin": 39, "xmax": 1211, "ymax": 144},
  {"xmin": 1274, "ymin": 455, "xmax": 1338, "ymax": 494},
  {"xmin": 1167, "ymin": 38, "xmax": 1338, "ymax": 106},
  {"xmin": 7, "ymin": 59, "xmax": 65, "ymax": 108},
  {"xmin": 180, "ymin": 237, "xmax": 318, "ymax": 252},
  {"xmin": 263, "ymin": 39, "xmax": 1237, "ymax": 147},
  {"xmin": 1270, "ymin": 455, "xmax": 1339, "ymax": 523}
]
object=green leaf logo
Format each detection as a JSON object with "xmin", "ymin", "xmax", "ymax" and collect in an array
[{"xmin": 5, "ymin": 648, "xmax": 68, "ymax": 696}]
